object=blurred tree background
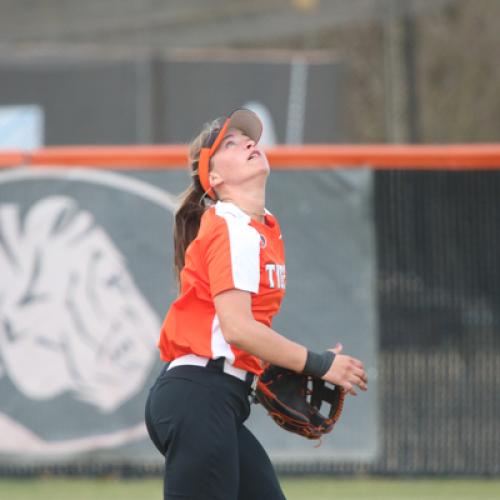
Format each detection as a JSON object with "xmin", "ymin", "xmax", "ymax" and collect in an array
[
  {"xmin": 0, "ymin": 0, "xmax": 498, "ymax": 143},
  {"xmin": 243, "ymin": 0, "xmax": 500, "ymax": 143}
]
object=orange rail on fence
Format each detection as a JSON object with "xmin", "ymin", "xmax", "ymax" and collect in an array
[
  {"xmin": 1, "ymin": 145, "xmax": 500, "ymax": 169},
  {"xmin": 0, "ymin": 150, "xmax": 27, "ymax": 167}
]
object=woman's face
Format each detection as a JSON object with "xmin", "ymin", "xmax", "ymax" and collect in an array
[{"xmin": 209, "ymin": 127, "xmax": 269, "ymax": 193}]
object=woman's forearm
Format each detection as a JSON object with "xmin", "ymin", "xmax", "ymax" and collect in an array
[
  {"xmin": 214, "ymin": 290, "xmax": 368, "ymax": 393},
  {"xmin": 222, "ymin": 316, "xmax": 308, "ymax": 372}
]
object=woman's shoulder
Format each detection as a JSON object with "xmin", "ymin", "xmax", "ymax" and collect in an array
[
  {"xmin": 203, "ymin": 202, "xmax": 252, "ymax": 227},
  {"xmin": 199, "ymin": 202, "xmax": 260, "ymax": 240}
]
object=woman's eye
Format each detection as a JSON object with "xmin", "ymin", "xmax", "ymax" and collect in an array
[{"xmin": 225, "ymin": 140, "xmax": 235, "ymax": 147}]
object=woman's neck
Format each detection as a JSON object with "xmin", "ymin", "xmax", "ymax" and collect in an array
[{"xmin": 219, "ymin": 191, "xmax": 266, "ymax": 223}]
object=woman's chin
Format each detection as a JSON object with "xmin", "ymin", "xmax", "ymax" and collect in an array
[{"xmin": 248, "ymin": 158, "xmax": 270, "ymax": 175}]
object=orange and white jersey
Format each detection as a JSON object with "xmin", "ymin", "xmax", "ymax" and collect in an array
[{"xmin": 158, "ymin": 201, "xmax": 286, "ymax": 375}]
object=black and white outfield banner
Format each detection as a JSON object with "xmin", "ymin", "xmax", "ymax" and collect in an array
[{"xmin": 0, "ymin": 167, "xmax": 378, "ymax": 466}]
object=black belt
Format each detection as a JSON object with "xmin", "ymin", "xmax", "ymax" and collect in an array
[{"xmin": 206, "ymin": 357, "xmax": 257, "ymax": 391}]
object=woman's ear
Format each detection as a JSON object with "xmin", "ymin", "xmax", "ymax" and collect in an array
[{"xmin": 209, "ymin": 171, "xmax": 223, "ymax": 190}]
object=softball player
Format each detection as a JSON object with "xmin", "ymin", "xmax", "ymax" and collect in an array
[{"xmin": 145, "ymin": 108, "xmax": 368, "ymax": 499}]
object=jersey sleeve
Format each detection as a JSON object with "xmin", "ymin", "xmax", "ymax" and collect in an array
[{"xmin": 204, "ymin": 217, "xmax": 261, "ymax": 297}]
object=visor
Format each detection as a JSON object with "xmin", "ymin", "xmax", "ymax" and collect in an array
[{"xmin": 198, "ymin": 108, "xmax": 263, "ymax": 200}]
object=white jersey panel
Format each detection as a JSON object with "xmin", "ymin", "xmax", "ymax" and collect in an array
[
  {"xmin": 215, "ymin": 202, "xmax": 260, "ymax": 293},
  {"xmin": 211, "ymin": 314, "xmax": 235, "ymax": 363}
]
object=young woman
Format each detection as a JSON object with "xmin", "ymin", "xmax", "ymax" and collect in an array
[{"xmin": 145, "ymin": 108, "xmax": 368, "ymax": 500}]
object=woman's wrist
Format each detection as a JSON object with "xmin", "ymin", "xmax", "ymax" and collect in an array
[{"xmin": 302, "ymin": 350, "xmax": 336, "ymax": 378}]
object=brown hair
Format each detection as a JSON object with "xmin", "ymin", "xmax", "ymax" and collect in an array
[{"xmin": 173, "ymin": 118, "xmax": 222, "ymax": 287}]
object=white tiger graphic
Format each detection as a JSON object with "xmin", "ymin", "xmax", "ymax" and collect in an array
[{"xmin": 0, "ymin": 196, "xmax": 160, "ymax": 414}]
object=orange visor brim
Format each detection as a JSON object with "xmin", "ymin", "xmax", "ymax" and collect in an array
[{"xmin": 198, "ymin": 118, "xmax": 230, "ymax": 200}]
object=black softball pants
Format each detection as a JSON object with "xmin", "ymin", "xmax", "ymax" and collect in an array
[{"xmin": 145, "ymin": 363, "xmax": 286, "ymax": 500}]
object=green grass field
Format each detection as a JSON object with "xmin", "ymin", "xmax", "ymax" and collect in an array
[{"xmin": 0, "ymin": 477, "xmax": 499, "ymax": 500}]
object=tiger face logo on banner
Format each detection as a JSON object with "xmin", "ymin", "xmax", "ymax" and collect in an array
[{"xmin": 0, "ymin": 168, "xmax": 177, "ymax": 457}]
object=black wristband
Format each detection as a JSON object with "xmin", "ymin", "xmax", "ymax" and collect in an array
[{"xmin": 303, "ymin": 350, "xmax": 336, "ymax": 378}]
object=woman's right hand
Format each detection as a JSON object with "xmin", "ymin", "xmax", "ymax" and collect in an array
[{"xmin": 322, "ymin": 343, "xmax": 368, "ymax": 396}]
